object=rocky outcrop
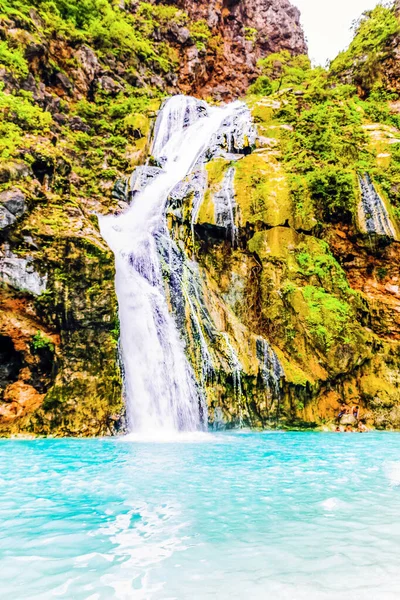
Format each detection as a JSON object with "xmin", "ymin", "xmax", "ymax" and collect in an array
[
  {"xmin": 0, "ymin": 204, "xmax": 124, "ymax": 436},
  {"xmin": 0, "ymin": 189, "xmax": 26, "ymax": 230},
  {"xmin": 330, "ymin": 4, "xmax": 400, "ymax": 96},
  {"xmin": 159, "ymin": 0, "xmax": 307, "ymax": 97}
]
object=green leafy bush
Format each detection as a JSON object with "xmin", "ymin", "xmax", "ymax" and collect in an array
[
  {"xmin": 302, "ymin": 285, "xmax": 351, "ymax": 349},
  {"xmin": 0, "ymin": 89, "xmax": 53, "ymax": 131},
  {"xmin": 307, "ymin": 167, "xmax": 356, "ymax": 224},
  {"xmin": 0, "ymin": 40, "xmax": 29, "ymax": 77},
  {"xmin": 256, "ymin": 51, "xmax": 311, "ymax": 92},
  {"xmin": 31, "ymin": 331, "xmax": 55, "ymax": 353},
  {"xmin": 190, "ymin": 19, "xmax": 211, "ymax": 50},
  {"xmin": 248, "ymin": 76, "xmax": 272, "ymax": 96},
  {"xmin": 330, "ymin": 5, "xmax": 400, "ymax": 95}
]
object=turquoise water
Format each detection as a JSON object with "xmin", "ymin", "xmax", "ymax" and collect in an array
[{"xmin": 1, "ymin": 432, "xmax": 400, "ymax": 599}]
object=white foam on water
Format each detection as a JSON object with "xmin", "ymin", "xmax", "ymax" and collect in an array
[
  {"xmin": 321, "ymin": 497, "xmax": 339, "ymax": 510},
  {"xmin": 121, "ymin": 430, "xmax": 217, "ymax": 444},
  {"xmin": 387, "ymin": 462, "xmax": 400, "ymax": 486},
  {"xmin": 320, "ymin": 497, "xmax": 349, "ymax": 511}
]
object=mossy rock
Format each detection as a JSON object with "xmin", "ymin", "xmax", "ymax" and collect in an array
[
  {"xmin": 247, "ymin": 227, "xmax": 372, "ymax": 377},
  {"xmin": 196, "ymin": 158, "xmax": 230, "ymax": 226},
  {"xmin": 235, "ymin": 154, "xmax": 292, "ymax": 227}
]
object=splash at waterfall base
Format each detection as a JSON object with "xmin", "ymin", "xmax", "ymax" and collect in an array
[{"xmin": 98, "ymin": 95, "xmax": 400, "ymax": 435}]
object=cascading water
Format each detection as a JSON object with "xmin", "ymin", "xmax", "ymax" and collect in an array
[
  {"xmin": 214, "ymin": 167, "xmax": 238, "ymax": 245},
  {"xmin": 256, "ymin": 338, "xmax": 284, "ymax": 420},
  {"xmin": 221, "ymin": 332, "xmax": 244, "ymax": 426},
  {"xmin": 151, "ymin": 96, "xmax": 208, "ymax": 165},
  {"xmin": 99, "ymin": 95, "xmax": 250, "ymax": 434},
  {"xmin": 358, "ymin": 174, "xmax": 397, "ymax": 239}
]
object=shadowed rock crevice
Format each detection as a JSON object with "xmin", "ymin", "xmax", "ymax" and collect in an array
[{"xmin": 0, "ymin": 336, "xmax": 23, "ymax": 399}]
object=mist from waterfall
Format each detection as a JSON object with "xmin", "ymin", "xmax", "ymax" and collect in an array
[{"xmin": 99, "ymin": 96, "xmax": 251, "ymax": 434}]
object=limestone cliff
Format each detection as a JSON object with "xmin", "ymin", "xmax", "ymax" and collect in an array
[{"xmin": 157, "ymin": 88, "xmax": 400, "ymax": 431}]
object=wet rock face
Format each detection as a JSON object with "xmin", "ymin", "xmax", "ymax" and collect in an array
[{"xmin": 156, "ymin": 0, "xmax": 307, "ymax": 97}]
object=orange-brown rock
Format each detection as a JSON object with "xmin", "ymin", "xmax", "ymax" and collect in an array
[
  {"xmin": 0, "ymin": 290, "xmax": 58, "ymax": 430},
  {"xmin": 156, "ymin": 0, "xmax": 307, "ymax": 98},
  {"xmin": 325, "ymin": 227, "xmax": 400, "ymax": 341}
]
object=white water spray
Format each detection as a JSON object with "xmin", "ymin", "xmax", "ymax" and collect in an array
[
  {"xmin": 99, "ymin": 96, "xmax": 248, "ymax": 434},
  {"xmin": 257, "ymin": 338, "xmax": 284, "ymax": 402}
]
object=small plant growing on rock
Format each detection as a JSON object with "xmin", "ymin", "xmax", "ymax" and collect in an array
[
  {"xmin": 244, "ymin": 27, "xmax": 257, "ymax": 43},
  {"xmin": 31, "ymin": 331, "xmax": 55, "ymax": 354}
]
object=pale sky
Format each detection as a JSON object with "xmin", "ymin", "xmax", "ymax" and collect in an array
[{"xmin": 293, "ymin": 0, "xmax": 384, "ymax": 65}]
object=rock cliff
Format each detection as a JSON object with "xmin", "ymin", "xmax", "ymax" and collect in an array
[
  {"xmin": 1, "ymin": 0, "xmax": 400, "ymax": 435},
  {"xmin": 331, "ymin": 3, "xmax": 400, "ymax": 97},
  {"xmin": 157, "ymin": 0, "xmax": 307, "ymax": 97}
]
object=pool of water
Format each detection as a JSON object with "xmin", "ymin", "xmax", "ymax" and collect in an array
[{"xmin": 1, "ymin": 431, "xmax": 400, "ymax": 599}]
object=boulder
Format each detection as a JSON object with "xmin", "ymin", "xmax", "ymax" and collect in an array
[
  {"xmin": 0, "ymin": 207, "xmax": 16, "ymax": 230},
  {"xmin": 0, "ymin": 162, "xmax": 32, "ymax": 184},
  {"xmin": 55, "ymin": 72, "xmax": 73, "ymax": 92},
  {"xmin": 69, "ymin": 116, "xmax": 90, "ymax": 132},
  {"xmin": 0, "ymin": 189, "xmax": 26, "ymax": 218},
  {"xmin": 340, "ymin": 414, "xmax": 357, "ymax": 426},
  {"xmin": 0, "ymin": 189, "xmax": 26, "ymax": 230},
  {"xmin": 99, "ymin": 76, "xmax": 123, "ymax": 95},
  {"xmin": 170, "ymin": 23, "xmax": 191, "ymax": 44},
  {"xmin": 76, "ymin": 45, "xmax": 100, "ymax": 80}
]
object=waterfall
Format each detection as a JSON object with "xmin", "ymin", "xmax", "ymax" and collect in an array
[
  {"xmin": 213, "ymin": 167, "xmax": 238, "ymax": 244},
  {"xmin": 256, "ymin": 338, "xmax": 284, "ymax": 400},
  {"xmin": 99, "ymin": 95, "xmax": 249, "ymax": 434},
  {"xmin": 185, "ymin": 291, "xmax": 214, "ymax": 383},
  {"xmin": 151, "ymin": 96, "xmax": 208, "ymax": 165},
  {"xmin": 358, "ymin": 174, "xmax": 397, "ymax": 239},
  {"xmin": 221, "ymin": 332, "xmax": 244, "ymax": 427}
]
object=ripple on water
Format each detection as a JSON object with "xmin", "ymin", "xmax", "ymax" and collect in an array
[{"xmin": 1, "ymin": 432, "xmax": 400, "ymax": 599}]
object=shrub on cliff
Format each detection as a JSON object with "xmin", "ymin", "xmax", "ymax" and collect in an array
[
  {"xmin": 330, "ymin": 4, "xmax": 400, "ymax": 96},
  {"xmin": 307, "ymin": 167, "xmax": 356, "ymax": 224},
  {"xmin": 253, "ymin": 51, "xmax": 311, "ymax": 94},
  {"xmin": 0, "ymin": 40, "xmax": 29, "ymax": 78}
]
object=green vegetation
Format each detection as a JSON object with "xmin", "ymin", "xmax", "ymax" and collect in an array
[
  {"xmin": 301, "ymin": 285, "xmax": 351, "ymax": 349},
  {"xmin": 249, "ymin": 7, "xmax": 400, "ymax": 226},
  {"xmin": 0, "ymin": 40, "xmax": 29, "ymax": 77},
  {"xmin": 244, "ymin": 27, "xmax": 257, "ymax": 43},
  {"xmin": 294, "ymin": 240, "xmax": 352, "ymax": 294},
  {"xmin": 331, "ymin": 4, "xmax": 400, "ymax": 95},
  {"xmin": 249, "ymin": 51, "xmax": 311, "ymax": 95},
  {"xmin": 0, "ymin": 87, "xmax": 54, "ymax": 159},
  {"xmin": 31, "ymin": 331, "xmax": 55, "ymax": 353},
  {"xmin": 1, "ymin": 0, "xmax": 192, "ymax": 73},
  {"xmin": 0, "ymin": 0, "xmax": 219, "ymax": 205},
  {"xmin": 190, "ymin": 19, "xmax": 212, "ymax": 51}
]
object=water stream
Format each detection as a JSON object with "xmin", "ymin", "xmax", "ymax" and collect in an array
[
  {"xmin": 214, "ymin": 166, "xmax": 238, "ymax": 245},
  {"xmin": 221, "ymin": 332, "xmax": 244, "ymax": 426},
  {"xmin": 358, "ymin": 174, "xmax": 397, "ymax": 239},
  {"xmin": 99, "ymin": 96, "xmax": 251, "ymax": 434}
]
